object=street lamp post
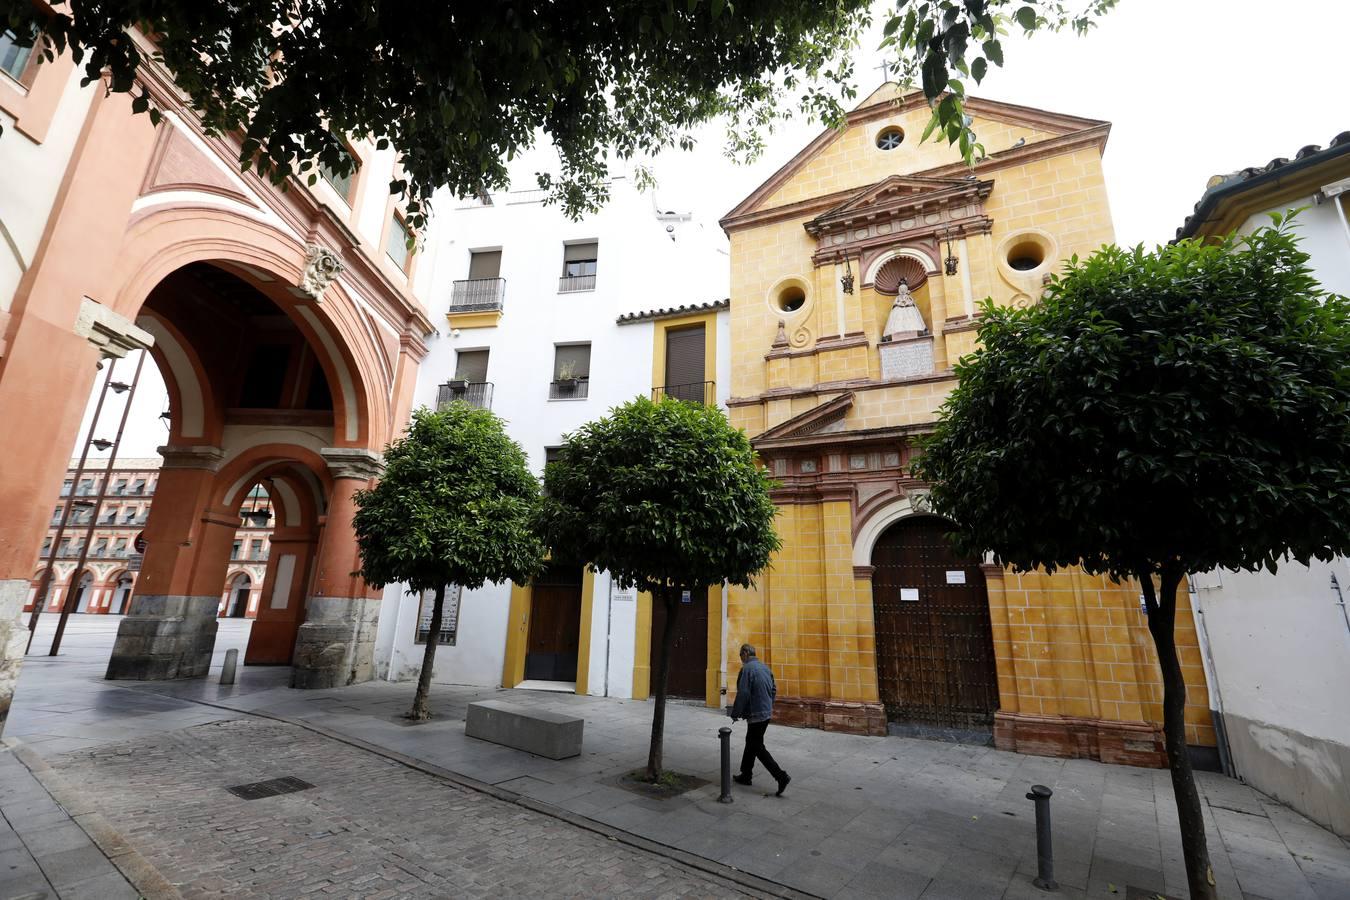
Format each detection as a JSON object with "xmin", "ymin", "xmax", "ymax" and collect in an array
[
  {"xmin": 49, "ymin": 350, "xmax": 147, "ymax": 656},
  {"xmin": 26, "ymin": 359, "xmax": 119, "ymax": 652}
]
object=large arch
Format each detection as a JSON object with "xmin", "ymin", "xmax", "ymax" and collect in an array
[{"xmin": 106, "ymin": 209, "xmax": 393, "ymax": 449}]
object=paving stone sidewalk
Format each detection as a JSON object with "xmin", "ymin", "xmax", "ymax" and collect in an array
[
  {"xmin": 0, "ymin": 741, "xmax": 141, "ymax": 899},
  {"xmin": 9, "ymin": 616, "xmax": 1350, "ymax": 899}
]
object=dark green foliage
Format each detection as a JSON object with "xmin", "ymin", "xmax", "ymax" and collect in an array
[
  {"xmin": 917, "ymin": 214, "xmax": 1350, "ymax": 581},
  {"xmin": 536, "ymin": 396, "xmax": 779, "ymax": 779},
  {"xmin": 536, "ymin": 396, "xmax": 780, "ymax": 595},
  {"xmin": 354, "ymin": 406, "xmax": 545, "ymax": 595},
  {"xmin": 2, "ymin": 1, "xmax": 1116, "ymax": 225},
  {"xmin": 915, "ymin": 213, "xmax": 1350, "ymax": 900}
]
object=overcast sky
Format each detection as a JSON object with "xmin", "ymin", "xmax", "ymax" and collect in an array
[{"xmin": 81, "ymin": 0, "xmax": 1348, "ymax": 462}]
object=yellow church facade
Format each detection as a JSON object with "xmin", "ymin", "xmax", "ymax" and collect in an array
[{"xmin": 720, "ymin": 86, "xmax": 1216, "ymax": 767}]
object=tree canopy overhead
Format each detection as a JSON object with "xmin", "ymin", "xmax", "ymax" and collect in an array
[
  {"xmin": 5, "ymin": 1, "xmax": 1117, "ymax": 227},
  {"xmin": 914, "ymin": 214, "xmax": 1350, "ymax": 900}
]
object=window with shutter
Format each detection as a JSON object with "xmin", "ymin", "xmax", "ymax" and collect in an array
[
  {"xmin": 561, "ymin": 242, "xmax": 598, "ymax": 277},
  {"xmin": 454, "ymin": 349, "xmax": 490, "ymax": 382},
  {"xmin": 663, "ymin": 325, "xmax": 707, "ymax": 403},
  {"xmin": 468, "ymin": 250, "xmax": 502, "ymax": 279},
  {"xmin": 553, "ymin": 344, "xmax": 591, "ymax": 379}
]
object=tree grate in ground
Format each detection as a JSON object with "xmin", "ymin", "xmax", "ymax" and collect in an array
[{"xmin": 225, "ymin": 775, "xmax": 314, "ymax": 800}]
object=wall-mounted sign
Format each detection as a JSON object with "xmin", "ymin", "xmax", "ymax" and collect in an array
[
  {"xmin": 133, "ymin": 531, "xmax": 147, "ymax": 554},
  {"xmin": 680, "ymin": 590, "xmax": 692, "ymax": 604},
  {"xmin": 612, "ymin": 589, "xmax": 635, "ymax": 603},
  {"xmin": 945, "ymin": 570, "xmax": 967, "ymax": 585},
  {"xmin": 900, "ymin": 588, "xmax": 920, "ymax": 602}
]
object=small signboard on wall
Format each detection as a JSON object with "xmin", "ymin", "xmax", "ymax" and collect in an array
[
  {"xmin": 680, "ymin": 590, "xmax": 692, "ymax": 603},
  {"xmin": 126, "ymin": 553, "xmax": 143, "ymax": 572},
  {"xmin": 900, "ymin": 588, "xmax": 920, "ymax": 603},
  {"xmin": 945, "ymin": 570, "xmax": 967, "ymax": 585}
]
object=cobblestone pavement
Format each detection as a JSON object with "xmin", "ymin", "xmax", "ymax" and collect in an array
[{"xmin": 46, "ymin": 716, "xmax": 753, "ymax": 899}]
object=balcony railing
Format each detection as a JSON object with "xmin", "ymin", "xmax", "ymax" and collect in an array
[
  {"xmin": 558, "ymin": 274, "xmax": 596, "ymax": 293},
  {"xmin": 450, "ymin": 277, "xmax": 506, "ymax": 312},
  {"xmin": 653, "ymin": 381, "xmax": 715, "ymax": 405},
  {"xmin": 437, "ymin": 381, "xmax": 494, "ymax": 410},
  {"xmin": 548, "ymin": 379, "xmax": 590, "ymax": 400}
]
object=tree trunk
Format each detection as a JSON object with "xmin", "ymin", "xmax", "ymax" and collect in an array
[
  {"xmin": 407, "ymin": 584, "xmax": 445, "ymax": 721},
  {"xmin": 1141, "ymin": 565, "xmax": 1217, "ymax": 900},
  {"xmin": 645, "ymin": 585, "xmax": 680, "ymax": 781}
]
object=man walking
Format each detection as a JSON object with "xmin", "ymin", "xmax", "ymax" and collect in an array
[{"xmin": 730, "ymin": 643, "xmax": 790, "ymax": 796}]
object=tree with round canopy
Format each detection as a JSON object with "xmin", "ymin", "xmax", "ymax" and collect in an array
[
  {"xmin": 535, "ymin": 396, "xmax": 780, "ymax": 781},
  {"xmin": 914, "ymin": 214, "xmax": 1350, "ymax": 900},
  {"xmin": 353, "ymin": 406, "xmax": 546, "ymax": 721}
]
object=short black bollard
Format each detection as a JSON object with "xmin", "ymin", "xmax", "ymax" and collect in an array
[
  {"xmin": 1026, "ymin": 784, "xmax": 1057, "ymax": 891},
  {"xmin": 220, "ymin": 648, "xmax": 238, "ymax": 685},
  {"xmin": 718, "ymin": 727, "xmax": 734, "ymax": 804}
]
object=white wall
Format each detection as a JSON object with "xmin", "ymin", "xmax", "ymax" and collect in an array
[
  {"xmin": 1196, "ymin": 190, "xmax": 1350, "ymax": 836},
  {"xmin": 378, "ymin": 178, "xmax": 729, "ymax": 691},
  {"xmin": 0, "ymin": 66, "xmax": 93, "ymax": 313}
]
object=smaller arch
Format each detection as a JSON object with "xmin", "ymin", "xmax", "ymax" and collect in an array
[{"xmin": 853, "ymin": 495, "xmax": 921, "ymax": 567}]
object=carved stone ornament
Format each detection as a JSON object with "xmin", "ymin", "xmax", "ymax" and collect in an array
[
  {"xmin": 772, "ymin": 319, "xmax": 789, "ymax": 348},
  {"xmin": 907, "ymin": 488, "xmax": 932, "ymax": 512},
  {"xmin": 300, "ymin": 245, "xmax": 344, "ymax": 299}
]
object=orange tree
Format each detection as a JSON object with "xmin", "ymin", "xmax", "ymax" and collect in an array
[
  {"xmin": 353, "ymin": 406, "xmax": 545, "ymax": 721},
  {"xmin": 915, "ymin": 215, "xmax": 1350, "ymax": 900},
  {"xmin": 535, "ymin": 397, "xmax": 779, "ymax": 781}
]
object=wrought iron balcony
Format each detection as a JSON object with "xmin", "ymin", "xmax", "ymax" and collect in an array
[
  {"xmin": 437, "ymin": 381, "xmax": 494, "ymax": 410},
  {"xmin": 449, "ymin": 277, "xmax": 506, "ymax": 312},
  {"xmin": 558, "ymin": 274, "xmax": 596, "ymax": 293},
  {"xmin": 652, "ymin": 381, "xmax": 715, "ymax": 405},
  {"xmin": 548, "ymin": 379, "xmax": 590, "ymax": 400}
]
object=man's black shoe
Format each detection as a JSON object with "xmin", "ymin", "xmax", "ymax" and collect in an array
[
  {"xmin": 733, "ymin": 773, "xmax": 753, "ymax": 786},
  {"xmin": 775, "ymin": 773, "xmax": 791, "ymax": 796}
]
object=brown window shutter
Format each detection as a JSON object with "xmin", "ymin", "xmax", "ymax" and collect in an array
[
  {"xmin": 468, "ymin": 250, "xmax": 501, "ymax": 279},
  {"xmin": 664, "ymin": 325, "xmax": 705, "ymax": 389},
  {"xmin": 553, "ymin": 344, "xmax": 591, "ymax": 379},
  {"xmin": 454, "ymin": 349, "xmax": 490, "ymax": 382}
]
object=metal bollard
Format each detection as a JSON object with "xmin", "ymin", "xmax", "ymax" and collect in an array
[
  {"xmin": 1026, "ymin": 784, "xmax": 1057, "ymax": 891},
  {"xmin": 220, "ymin": 648, "xmax": 238, "ymax": 685},
  {"xmin": 718, "ymin": 727, "xmax": 734, "ymax": 804}
]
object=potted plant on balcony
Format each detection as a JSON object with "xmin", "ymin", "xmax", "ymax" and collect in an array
[{"xmin": 556, "ymin": 360, "xmax": 579, "ymax": 390}]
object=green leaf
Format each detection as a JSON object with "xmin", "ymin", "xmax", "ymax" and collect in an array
[
  {"xmin": 1015, "ymin": 6, "xmax": 1038, "ymax": 30},
  {"xmin": 971, "ymin": 57, "xmax": 987, "ymax": 83}
]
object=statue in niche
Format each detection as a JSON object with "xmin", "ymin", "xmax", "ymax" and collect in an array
[{"xmin": 882, "ymin": 278, "xmax": 928, "ymax": 340}]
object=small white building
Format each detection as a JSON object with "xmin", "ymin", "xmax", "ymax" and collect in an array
[
  {"xmin": 1177, "ymin": 132, "xmax": 1350, "ymax": 837},
  {"xmin": 373, "ymin": 177, "xmax": 732, "ymax": 707}
]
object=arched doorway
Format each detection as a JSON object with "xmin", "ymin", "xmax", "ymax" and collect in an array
[
  {"xmin": 871, "ymin": 515, "xmax": 999, "ymax": 731},
  {"xmin": 72, "ymin": 571, "xmax": 95, "ymax": 614},
  {"xmin": 225, "ymin": 573, "xmax": 252, "ymax": 618},
  {"xmin": 110, "ymin": 574, "xmax": 134, "ymax": 615}
]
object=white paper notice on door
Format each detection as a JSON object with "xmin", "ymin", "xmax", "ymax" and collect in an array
[
  {"xmin": 945, "ymin": 570, "xmax": 967, "ymax": 585},
  {"xmin": 900, "ymin": 588, "xmax": 920, "ymax": 602}
]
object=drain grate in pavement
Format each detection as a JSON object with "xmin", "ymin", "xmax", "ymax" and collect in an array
[{"xmin": 226, "ymin": 776, "xmax": 315, "ymax": 800}]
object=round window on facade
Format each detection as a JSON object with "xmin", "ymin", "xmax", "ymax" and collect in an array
[
  {"xmin": 777, "ymin": 285, "xmax": 806, "ymax": 312},
  {"xmin": 1006, "ymin": 240, "xmax": 1047, "ymax": 271},
  {"xmin": 876, "ymin": 127, "xmax": 905, "ymax": 151}
]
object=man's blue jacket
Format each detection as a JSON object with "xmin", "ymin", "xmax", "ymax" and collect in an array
[{"xmin": 731, "ymin": 657, "xmax": 776, "ymax": 723}]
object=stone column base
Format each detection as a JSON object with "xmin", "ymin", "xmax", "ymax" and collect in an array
[
  {"xmin": 105, "ymin": 595, "xmax": 220, "ymax": 680},
  {"xmin": 772, "ymin": 696, "xmax": 888, "ymax": 736},
  {"xmin": 994, "ymin": 711, "xmax": 1167, "ymax": 768},
  {"xmin": 291, "ymin": 596, "xmax": 379, "ymax": 689},
  {"xmin": 0, "ymin": 579, "xmax": 32, "ymax": 734}
]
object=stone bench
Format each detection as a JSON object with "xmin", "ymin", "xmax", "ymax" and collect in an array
[{"xmin": 465, "ymin": 700, "xmax": 583, "ymax": 760}]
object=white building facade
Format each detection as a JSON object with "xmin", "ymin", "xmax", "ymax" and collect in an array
[
  {"xmin": 1178, "ymin": 133, "xmax": 1350, "ymax": 837},
  {"xmin": 373, "ymin": 179, "xmax": 732, "ymax": 707}
]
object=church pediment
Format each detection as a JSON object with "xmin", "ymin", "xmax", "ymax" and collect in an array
[
  {"xmin": 806, "ymin": 174, "xmax": 993, "ymax": 237},
  {"xmin": 755, "ymin": 393, "xmax": 854, "ymax": 446}
]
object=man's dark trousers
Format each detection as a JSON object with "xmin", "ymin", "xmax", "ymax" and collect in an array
[{"xmin": 740, "ymin": 719, "xmax": 785, "ymax": 781}]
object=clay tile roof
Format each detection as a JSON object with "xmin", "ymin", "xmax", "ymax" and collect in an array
[
  {"xmin": 1176, "ymin": 131, "xmax": 1350, "ymax": 240},
  {"xmin": 616, "ymin": 298, "xmax": 730, "ymax": 325}
]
